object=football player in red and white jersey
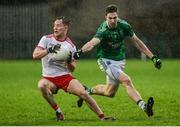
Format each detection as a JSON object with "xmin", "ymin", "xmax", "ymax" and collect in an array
[{"xmin": 33, "ymin": 16, "xmax": 114, "ymax": 121}]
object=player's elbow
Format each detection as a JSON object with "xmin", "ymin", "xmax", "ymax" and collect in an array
[
  {"xmin": 32, "ymin": 53, "xmax": 38, "ymax": 59},
  {"xmin": 68, "ymin": 63, "xmax": 76, "ymax": 72},
  {"xmin": 32, "ymin": 49, "xmax": 39, "ymax": 59},
  {"xmin": 32, "ymin": 52, "xmax": 42, "ymax": 60},
  {"xmin": 32, "ymin": 53, "xmax": 37, "ymax": 59},
  {"xmin": 69, "ymin": 66, "xmax": 75, "ymax": 72}
]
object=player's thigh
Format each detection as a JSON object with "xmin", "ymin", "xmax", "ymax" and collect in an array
[
  {"xmin": 118, "ymin": 72, "xmax": 130, "ymax": 82},
  {"xmin": 98, "ymin": 58, "xmax": 125, "ymax": 83},
  {"xmin": 67, "ymin": 79, "xmax": 85, "ymax": 96},
  {"xmin": 38, "ymin": 78, "xmax": 58, "ymax": 93},
  {"xmin": 106, "ymin": 75, "xmax": 119, "ymax": 89}
]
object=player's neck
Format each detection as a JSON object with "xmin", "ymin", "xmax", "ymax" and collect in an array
[
  {"xmin": 106, "ymin": 21, "xmax": 117, "ymax": 29},
  {"xmin": 54, "ymin": 34, "xmax": 67, "ymax": 41}
]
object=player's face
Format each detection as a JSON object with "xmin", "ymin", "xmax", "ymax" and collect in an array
[
  {"xmin": 105, "ymin": 12, "xmax": 118, "ymax": 29},
  {"xmin": 53, "ymin": 19, "xmax": 68, "ymax": 38}
]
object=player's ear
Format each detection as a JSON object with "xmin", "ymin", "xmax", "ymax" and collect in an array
[
  {"xmin": 64, "ymin": 25, "xmax": 68, "ymax": 30},
  {"xmin": 105, "ymin": 15, "xmax": 107, "ymax": 20}
]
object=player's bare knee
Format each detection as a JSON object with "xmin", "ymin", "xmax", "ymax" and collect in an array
[
  {"xmin": 107, "ymin": 93, "xmax": 115, "ymax": 98},
  {"xmin": 78, "ymin": 90, "xmax": 89, "ymax": 99},
  {"xmin": 104, "ymin": 91, "xmax": 115, "ymax": 98},
  {"xmin": 38, "ymin": 80, "xmax": 47, "ymax": 91},
  {"xmin": 109, "ymin": 93, "xmax": 115, "ymax": 97},
  {"xmin": 121, "ymin": 76, "xmax": 133, "ymax": 88}
]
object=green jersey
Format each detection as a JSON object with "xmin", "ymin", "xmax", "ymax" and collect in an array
[{"xmin": 94, "ymin": 19, "xmax": 134, "ymax": 60}]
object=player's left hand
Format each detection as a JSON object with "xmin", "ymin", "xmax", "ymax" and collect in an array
[
  {"xmin": 73, "ymin": 49, "xmax": 83, "ymax": 59},
  {"xmin": 67, "ymin": 51, "xmax": 72, "ymax": 64},
  {"xmin": 151, "ymin": 55, "xmax": 162, "ymax": 69}
]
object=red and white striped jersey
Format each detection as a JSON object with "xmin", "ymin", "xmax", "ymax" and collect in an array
[{"xmin": 37, "ymin": 34, "xmax": 76, "ymax": 77}]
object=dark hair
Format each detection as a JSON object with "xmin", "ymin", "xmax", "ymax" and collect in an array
[
  {"xmin": 56, "ymin": 16, "xmax": 72, "ymax": 27},
  {"xmin": 105, "ymin": 4, "xmax": 118, "ymax": 15}
]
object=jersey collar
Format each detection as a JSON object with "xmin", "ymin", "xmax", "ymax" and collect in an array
[{"xmin": 106, "ymin": 21, "xmax": 118, "ymax": 30}]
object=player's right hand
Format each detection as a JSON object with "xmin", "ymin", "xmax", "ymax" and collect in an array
[
  {"xmin": 47, "ymin": 44, "xmax": 61, "ymax": 53},
  {"xmin": 73, "ymin": 49, "xmax": 83, "ymax": 59},
  {"xmin": 67, "ymin": 51, "xmax": 72, "ymax": 64},
  {"xmin": 151, "ymin": 55, "xmax": 162, "ymax": 69}
]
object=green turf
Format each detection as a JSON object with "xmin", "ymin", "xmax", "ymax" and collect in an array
[{"xmin": 0, "ymin": 59, "xmax": 180, "ymax": 126}]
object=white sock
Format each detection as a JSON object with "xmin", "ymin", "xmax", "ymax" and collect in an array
[
  {"xmin": 56, "ymin": 108, "xmax": 62, "ymax": 113},
  {"xmin": 86, "ymin": 88, "xmax": 93, "ymax": 94},
  {"xmin": 90, "ymin": 88, "xmax": 93, "ymax": 94},
  {"xmin": 138, "ymin": 100, "xmax": 146, "ymax": 110}
]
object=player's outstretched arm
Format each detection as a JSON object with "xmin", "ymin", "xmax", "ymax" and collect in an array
[
  {"xmin": 130, "ymin": 34, "xmax": 154, "ymax": 58},
  {"xmin": 130, "ymin": 34, "xmax": 162, "ymax": 69},
  {"xmin": 73, "ymin": 38, "xmax": 100, "ymax": 59},
  {"xmin": 81, "ymin": 38, "xmax": 100, "ymax": 52}
]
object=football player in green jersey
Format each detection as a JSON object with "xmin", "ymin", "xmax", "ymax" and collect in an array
[{"xmin": 73, "ymin": 4, "xmax": 162, "ymax": 117}]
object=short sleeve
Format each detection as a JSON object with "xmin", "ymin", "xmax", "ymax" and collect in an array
[
  {"xmin": 93, "ymin": 22, "xmax": 106, "ymax": 40},
  {"xmin": 123, "ymin": 21, "xmax": 134, "ymax": 37},
  {"xmin": 125, "ymin": 24, "xmax": 134, "ymax": 37},
  {"xmin": 37, "ymin": 36, "xmax": 48, "ymax": 49},
  {"xmin": 71, "ymin": 46, "xmax": 77, "ymax": 54}
]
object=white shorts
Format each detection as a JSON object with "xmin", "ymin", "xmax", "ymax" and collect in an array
[{"xmin": 97, "ymin": 58, "xmax": 125, "ymax": 86}]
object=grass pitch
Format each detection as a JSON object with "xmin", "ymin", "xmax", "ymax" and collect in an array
[{"xmin": 0, "ymin": 59, "xmax": 180, "ymax": 126}]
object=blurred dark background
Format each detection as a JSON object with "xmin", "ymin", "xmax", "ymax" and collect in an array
[{"xmin": 0, "ymin": 0, "xmax": 180, "ymax": 59}]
